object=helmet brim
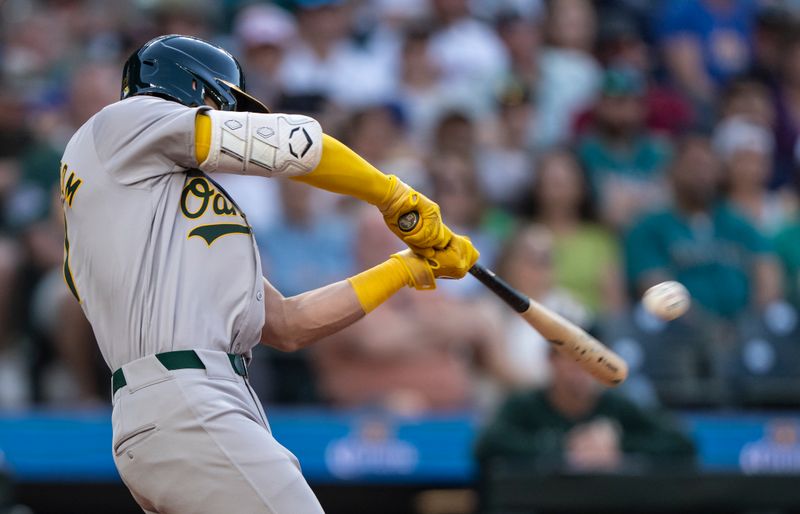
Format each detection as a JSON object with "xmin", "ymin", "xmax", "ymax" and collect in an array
[{"xmin": 220, "ymin": 80, "xmax": 269, "ymax": 113}]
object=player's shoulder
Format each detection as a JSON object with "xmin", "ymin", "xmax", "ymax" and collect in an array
[
  {"xmin": 95, "ymin": 95, "xmax": 187, "ymax": 124},
  {"xmin": 90, "ymin": 95, "xmax": 195, "ymax": 153}
]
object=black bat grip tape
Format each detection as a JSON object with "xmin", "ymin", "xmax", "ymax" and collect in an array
[{"xmin": 469, "ymin": 264, "xmax": 530, "ymax": 313}]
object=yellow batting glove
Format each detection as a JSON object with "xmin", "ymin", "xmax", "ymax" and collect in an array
[
  {"xmin": 391, "ymin": 250, "xmax": 437, "ymax": 290},
  {"xmin": 348, "ymin": 250, "xmax": 434, "ymax": 313},
  {"xmin": 348, "ymin": 238, "xmax": 479, "ymax": 313},
  {"xmin": 378, "ymin": 176, "xmax": 453, "ymax": 258},
  {"xmin": 390, "ymin": 235, "xmax": 479, "ymax": 285},
  {"xmin": 425, "ymin": 234, "xmax": 480, "ymax": 279}
]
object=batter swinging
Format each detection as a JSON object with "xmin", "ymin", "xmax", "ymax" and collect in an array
[{"xmin": 59, "ymin": 35, "xmax": 478, "ymax": 513}]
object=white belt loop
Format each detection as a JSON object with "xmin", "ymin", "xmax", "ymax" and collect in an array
[
  {"xmin": 119, "ymin": 355, "xmax": 172, "ymax": 393},
  {"xmin": 195, "ymin": 349, "xmax": 237, "ymax": 380}
]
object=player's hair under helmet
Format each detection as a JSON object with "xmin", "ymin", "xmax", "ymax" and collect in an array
[{"xmin": 121, "ymin": 34, "xmax": 269, "ymax": 113}]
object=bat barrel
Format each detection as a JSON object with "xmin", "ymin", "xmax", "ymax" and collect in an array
[{"xmin": 469, "ymin": 263, "xmax": 628, "ymax": 387}]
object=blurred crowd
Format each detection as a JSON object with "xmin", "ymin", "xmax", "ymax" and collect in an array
[{"xmin": 1, "ymin": 0, "xmax": 800, "ymax": 417}]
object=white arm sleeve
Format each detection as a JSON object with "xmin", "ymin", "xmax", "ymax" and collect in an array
[{"xmin": 200, "ymin": 110, "xmax": 322, "ymax": 178}]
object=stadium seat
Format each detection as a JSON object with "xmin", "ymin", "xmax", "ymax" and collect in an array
[
  {"xmin": 600, "ymin": 307, "xmax": 729, "ymax": 408},
  {"xmin": 731, "ymin": 303, "xmax": 800, "ymax": 408}
]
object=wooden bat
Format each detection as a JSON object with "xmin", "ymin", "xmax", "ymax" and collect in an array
[
  {"xmin": 396, "ymin": 213, "xmax": 629, "ymax": 386},
  {"xmin": 469, "ymin": 264, "xmax": 628, "ymax": 386}
]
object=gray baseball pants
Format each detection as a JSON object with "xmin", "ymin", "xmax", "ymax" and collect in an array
[{"xmin": 111, "ymin": 350, "xmax": 324, "ymax": 514}]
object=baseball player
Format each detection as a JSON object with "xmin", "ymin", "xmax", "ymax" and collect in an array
[{"xmin": 59, "ymin": 35, "xmax": 478, "ymax": 513}]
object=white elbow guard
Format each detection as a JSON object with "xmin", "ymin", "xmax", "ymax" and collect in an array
[{"xmin": 201, "ymin": 111, "xmax": 322, "ymax": 177}]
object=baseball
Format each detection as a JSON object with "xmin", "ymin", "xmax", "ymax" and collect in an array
[{"xmin": 642, "ymin": 281, "xmax": 690, "ymax": 320}]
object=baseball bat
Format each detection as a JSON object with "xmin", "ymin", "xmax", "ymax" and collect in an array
[
  {"xmin": 395, "ymin": 211, "xmax": 628, "ymax": 386},
  {"xmin": 468, "ymin": 263, "xmax": 628, "ymax": 386}
]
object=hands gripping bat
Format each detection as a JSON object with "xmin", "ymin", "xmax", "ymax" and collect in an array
[{"xmin": 398, "ymin": 211, "xmax": 628, "ymax": 387}]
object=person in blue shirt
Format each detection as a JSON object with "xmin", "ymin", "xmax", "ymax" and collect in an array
[
  {"xmin": 657, "ymin": 0, "xmax": 756, "ymax": 120},
  {"xmin": 258, "ymin": 179, "xmax": 355, "ymax": 297}
]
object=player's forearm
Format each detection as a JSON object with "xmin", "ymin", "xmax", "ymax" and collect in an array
[
  {"xmin": 261, "ymin": 278, "xmax": 365, "ymax": 352},
  {"xmin": 290, "ymin": 134, "xmax": 392, "ymax": 204},
  {"xmin": 260, "ymin": 255, "xmax": 432, "ymax": 351}
]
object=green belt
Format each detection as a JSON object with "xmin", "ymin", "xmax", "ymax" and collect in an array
[{"xmin": 112, "ymin": 350, "xmax": 247, "ymax": 395}]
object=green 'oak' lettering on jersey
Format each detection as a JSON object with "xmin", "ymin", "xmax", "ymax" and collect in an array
[
  {"xmin": 180, "ymin": 176, "xmax": 239, "ymax": 219},
  {"xmin": 180, "ymin": 172, "xmax": 251, "ymax": 246},
  {"xmin": 188, "ymin": 223, "xmax": 252, "ymax": 245}
]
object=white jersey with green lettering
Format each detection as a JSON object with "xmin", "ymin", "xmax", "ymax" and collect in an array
[
  {"xmin": 60, "ymin": 95, "xmax": 266, "ymax": 371},
  {"xmin": 62, "ymin": 95, "xmax": 327, "ymax": 514}
]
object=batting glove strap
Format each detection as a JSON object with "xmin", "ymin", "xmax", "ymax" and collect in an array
[
  {"xmin": 378, "ymin": 176, "xmax": 453, "ymax": 258},
  {"xmin": 425, "ymin": 234, "xmax": 480, "ymax": 280}
]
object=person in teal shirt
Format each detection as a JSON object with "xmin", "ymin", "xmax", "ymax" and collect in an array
[
  {"xmin": 624, "ymin": 133, "xmax": 781, "ymax": 320},
  {"xmin": 577, "ymin": 67, "xmax": 672, "ymax": 229}
]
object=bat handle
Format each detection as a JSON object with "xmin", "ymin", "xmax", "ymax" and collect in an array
[{"xmin": 468, "ymin": 264, "xmax": 530, "ymax": 313}]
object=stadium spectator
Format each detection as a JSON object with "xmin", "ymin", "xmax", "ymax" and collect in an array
[
  {"xmin": 624, "ymin": 132, "xmax": 782, "ymax": 320},
  {"xmin": 492, "ymin": 224, "xmax": 591, "ymax": 388},
  {"xmin": 233, "ymin": 3, "xmax": 297, "ymax": 110},
  {"xmin": 528, "ymin": 149, "xmax": 625, "ymax": 316},
  {"xmin": 594, "ymin": 9, "xmax": 694, "ymax": 135},
  {"xmin": 656, "ymin": 0, "xmax": 756, "ymax": 122},
  {"xmin": 258, "ymin": 179, "xmax": 355, "ymax": 298},
  {"xmin": 280, "ymin": 0, "xmax": 393, "ymax": 107},
  {"xmin": 475, "ymin": 348, "xmax": 696, "ymax": 469},
  {"xmin": 427, "ymin": 0, "xmax": 510, "ymax": 115},
  {"xmin": 713, "ymin": 116, "xmax": 795, "ymax": 234},
  {"xmin": 394, "ymin": 26, "xmax": 451, "ymax": 148},
  {"xmin": 477, "ymin": 81, "xmax": 536, "ymax": 211},
  {"xmin": 313, "ymin": 207, "xmax": 522, "ymax": 414},
  {"xmin": 431, "ymin": 109, "xmax": 478, "ymax": 158},
  {"xmin": 495, "ymin": 12, "xmax": 541, "ymax": 99},
  {"xmin": 577, "ymin": 67, "xmax": 672, "ymax": 230},
  {"xmin": 534, "ymin": 0, "xmax": 601, "ymax": 147}
]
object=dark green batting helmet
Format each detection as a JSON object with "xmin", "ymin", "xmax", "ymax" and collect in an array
[{"xmin": 121, "ymin": 34, "xmax": 269, "ymax": 112}]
